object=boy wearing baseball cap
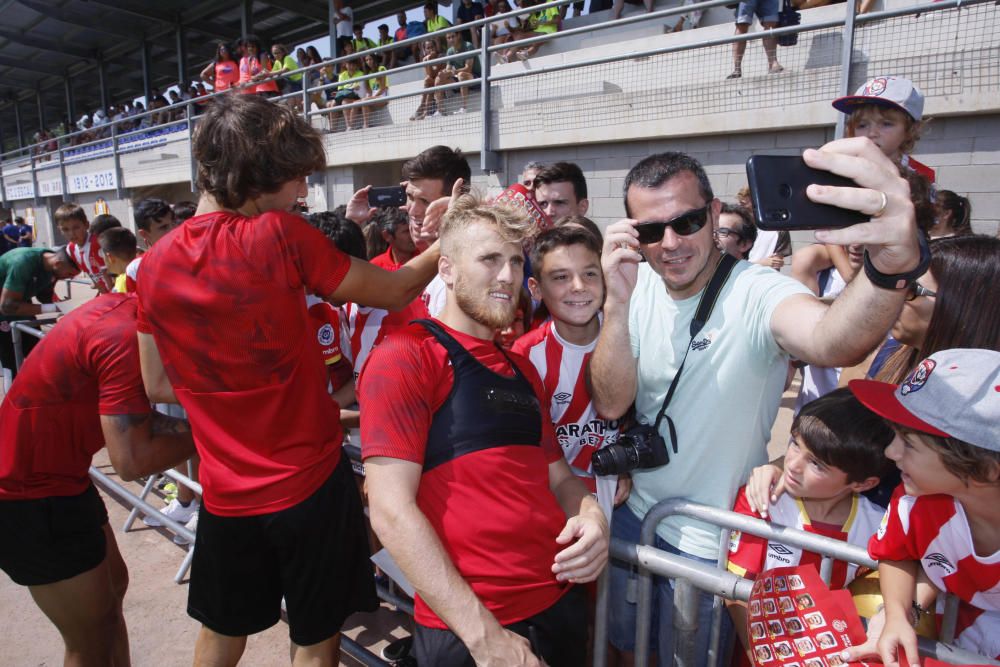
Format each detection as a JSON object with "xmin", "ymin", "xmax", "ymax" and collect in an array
[
  {"xmin": 847, "ymin": 349, "xmax": 1000, "ymax": 665},
  {"xmin": 833, "ymin": 75, "xmax": 935, "ymax": 183}
]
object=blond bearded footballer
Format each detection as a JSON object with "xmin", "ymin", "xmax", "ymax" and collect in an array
[
  {"xmin": 360, "ymin": 196, "xmax": 609, "ymax": 667},
  {"xmin": 135, "ymin": 94, "xmax": 442, "ymax": 666}
]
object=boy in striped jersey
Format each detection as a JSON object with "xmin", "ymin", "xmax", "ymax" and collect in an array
[
  {"xmin": 847, "ymin": 349, "xmax": 1000, "ymax": 666},
  {"xmin": 726, "ymin": 387, "xmax": 894, "ymax": 660},
  {"xmin": 513, "ymin": 224, "xmax": 630, "ymax": 519}
]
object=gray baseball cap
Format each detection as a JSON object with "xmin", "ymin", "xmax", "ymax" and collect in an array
[
  {"xmin": 832, "ymin": 76, "xmax": 925, "ymax": 122},
  {"xmin": 849, "ymin": 349, "xmax": 1000, "ymax": 451}
]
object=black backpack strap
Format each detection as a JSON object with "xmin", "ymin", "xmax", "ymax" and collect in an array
[{"xmin": 652, "ymin": 253, "xmax": 739, "ymax": 448}]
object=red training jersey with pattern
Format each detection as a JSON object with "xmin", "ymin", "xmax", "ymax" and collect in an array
[
  {"xmin": 359, "ymin": 319, "xmax": 570, "ymax": 628},
  {"xmin": 0, "ymin": 294, "xmax": 150, "ymax": 500},
  {"xmin": 305, "ymin": 293, "xmax": 353, "ymax": 392},
  {"xmin": 135, "ymin": 210, "xmax": 351, "ymax": 516}
]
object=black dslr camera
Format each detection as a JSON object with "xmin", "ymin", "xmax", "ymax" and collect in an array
[{"xmin": 591, "ymin": 424, "xmax": 670, "ymax": 476}]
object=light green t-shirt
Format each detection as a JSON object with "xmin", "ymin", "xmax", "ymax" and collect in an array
[
  {"xmin": 272, "ymin": 55, "xmax": 302, "ymax": 82},
  {"xmin": 626, "ymin": 260, "xmax": 811, "ymax": 559}
]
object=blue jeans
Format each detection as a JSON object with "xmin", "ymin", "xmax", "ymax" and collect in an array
[{"xmin": 607, "ymin": 504, "xmax": 733, "ymax": 667}]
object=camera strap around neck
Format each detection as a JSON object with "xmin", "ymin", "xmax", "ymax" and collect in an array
[{"xmin": 652, "ymin": 253, "xmax": 739, "ymax": 453}]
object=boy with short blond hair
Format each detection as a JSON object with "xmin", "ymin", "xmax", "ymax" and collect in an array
[
  {"xmin": 726, "ymin": 387, "xmax": 895, "ymax": 657},
  {"xmin": 850, "ymin": 349, "xmax": 1000, "ymax": 664}
]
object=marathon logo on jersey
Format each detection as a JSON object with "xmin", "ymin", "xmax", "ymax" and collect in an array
[
  {"xmin": 690, "ymin": 331, "xmax": 716, "ymax": 352},
  {"xmin": 556, "ymin": 418, "xmax": 620, "ymax": 449},
  {"xmin": 317, "ymin": 323, "xmax": 335, "ymax": 347},
  {"xmin": 767, "ymin": 543, "xmax": 795, "ymax": 564},
  {"xmin": 922, "ymin": 553, "xmax": 956, "ymax": 576},
  {"xmin": 900, "ymin": 358, "xmax": 936, "ymax": 396}
]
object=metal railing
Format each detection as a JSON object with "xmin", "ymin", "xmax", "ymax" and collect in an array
[
  {"xmin": 3, "ymin": 0, "xmax": 996, "ymax": 207},
  {"xmin": 593, "ymin": 498, "xmax": 993, "ymax": 667}
]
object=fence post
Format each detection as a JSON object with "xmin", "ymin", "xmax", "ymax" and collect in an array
[
  {"xmin": 674, "ymin": 578, "xmax": 700, "ymax": 667},
  {"xmin": 593, "ymin": 566, "xmax": 610, "ymax": 667},
  {"xmin": 479, "ymin": 25, "xmax": 500, "ymax": 173},
  {"xmin": 834, "ymin": 0, "xmax": 859, "ymax": 139}
]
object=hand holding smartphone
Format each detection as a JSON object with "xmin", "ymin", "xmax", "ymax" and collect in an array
[
  {"xmin": 367, "ymin": 185, "xmax": 407, "ymax": 208},
  {"xmin": 746, "ymin": 155, "xmax": 868, "ymax": 231}
]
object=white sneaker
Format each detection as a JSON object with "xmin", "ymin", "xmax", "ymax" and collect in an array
[
  {"xmin": 143, "ymin": 498, "xmax": 199, "ymax": 527},
  {"xmin": 174, "ymin": 512, "xmax": 199, "ymax": 545},
  {"xmin": 456, "ymin": 107, "xmax": 466, "ymax": 114}
]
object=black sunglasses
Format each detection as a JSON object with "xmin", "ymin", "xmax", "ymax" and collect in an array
[
  {"xmin": 905, "ymin": 283, "xmax": 937, "ymax": 301},
  {"xmin": 635, "ymin": 205, "xmax": 710, "ymax": 244}
]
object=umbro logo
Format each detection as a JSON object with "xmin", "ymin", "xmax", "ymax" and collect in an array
[
  {"xmin": 553, "ymin": 392, "xmax": 572, "ymax": 405},
  {"xmin": 923, "ymin": 553, "xmax": 956, "ymax": 575},
  {"xmin": 769, "ymin": 544, "xmax": 794, "ymax": 556}
]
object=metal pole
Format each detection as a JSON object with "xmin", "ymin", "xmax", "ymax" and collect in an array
[
  {"xmin": 340, "ymin": 636, "xmax": 390, "ymax": 667},
  {"xmin": 176, "ymin": 24, "xmax": 188, "ymax": 89},
  {"xmin": 11, "ymin": 321, "xmax": 25, "ymax": 370},
  {"xmin": 140, "ymin": 43, "xmax": 152, "ymax": 106},
  {"xmin": 35, "ymin": 87, "xmax": 45, "ymax": 132},
  {"xmin": 592, "ymin": 567, "xmax": 610, "ymax": 667},
  {"xmin": 122, "ymin": 474, "xmax": 159, "ymax": 532},
  {"xmin": 240, "ymin": 0, "xmax": 253, "ymax": 39},
  {"xmin": 479, "ymin": 23, "xmax": 499, "ymax": 172},
  {"xmin": 98, "ymin": 57, "xmax": 110, "ymax": 114},
  {"xmin": 89, "ymin": 466, "xmax": 197, "ymax": 544},
  {"xmin": 13, "ymin": 97, "xmax": 24, "ymax": 149},
  {"xmin": 328, "ymin": 0, "xmax": 337, "ymax": 60},
  {"xmin": 674, "ymin": 578, "xmax": 699, "ymax": 667},
  {"xmin": 940, "ymin": 594, "xmax": 960, "ymax": 644},
  {"xmin": 64, "ymin": 77, "xmax": 75, "ymax": 127},
  {"xmin": 112, "ymin": 121, "xmax": 123, "ymax": 199},
  {"xmin": 186, "ymin": 103, "xmax": 196, "ymax": 192},
  {"xmin": 834, "ymin": 0, "xmax": 859, "ymax": 139}
]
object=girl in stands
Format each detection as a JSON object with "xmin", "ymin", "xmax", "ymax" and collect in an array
[
  {"xmin": 200, "ymin": 41, "xmax": 240, "ymax": 93},
  {"xmin": 237, "ymin": 35, "xmax": 264, "ymax": 94}
]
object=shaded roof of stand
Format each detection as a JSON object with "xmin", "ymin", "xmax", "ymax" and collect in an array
[{"xmin": 0, "ymin": 0, "xmax": 414, "ymax": 151}]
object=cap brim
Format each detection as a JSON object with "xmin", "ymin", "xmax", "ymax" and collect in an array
[
  {"xmin": 832, "ymin": 95, "xmax": 914, "ymax": 119},
  {"xmin": 848, "ymin": 379, "xmax": 950, "ymax": 437}
]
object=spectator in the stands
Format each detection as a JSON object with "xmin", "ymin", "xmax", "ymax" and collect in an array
[
  {"xmin": 15, "ymin": 217, "xmax": 32, "ymax": 249},
  {"xmin": 491, "ymin": 0, "xmax": 519, "ymax": 48},
  {"xmin": 505, "ymin": 0, "xmax": 560, "ymax": 61},
  {"xmin": 391, "ymin": 12, "xmax": 412, "ymax": 67},
  {"xmin": 930, "ymin": 191, "xmax": 972, "ymax": 239},
  {"xmin": 435, "ymin": 31, "xmax": 480, "ymax": 116},
  {"xmin": 727, "ymin": 0, "xmax": 783, "ymax": 78},
  {"xmin": 269, "ymin": 43, "xmax": 302, "ymax": 97},
  {"xmin": 353, "ymin": 23, "xmax": 377, "ymax": 53},
  {"xmin": 613, "ymin": 0, "xmax": 655, "ymax": 20},
  {"xmin": 238, "ymin": 35, "xmax": 264, "ymax": 95},
  {"xmin": 485, "ymin": 0, "xmax": 501, "ymax": 15},
  {"xmin": 714, "ymin": 203, "xmax": 757, "ymax": 260},
  {"xmin": 1, "ymin": 220, "xmax": 19, "ymax": 255},
  {"xmin": 334, "ymin": 0, "xmax": 354, "ymax": 43},
  {"xmin": 330, "ymin": 59, "xmax": 365, "ymax": 131},
  {"xmin": 425, "ymin": 1, "xmax": 453, "ymax": 51},
  {"xmin": 360, "ymin": 53, "xmax": 390, "ymax": 129},
  {"xmin": 670, "ymin": 0, "xmax": 704, "ymax": 31},
  {"xmin": 457, "ymin": 0, "xmax": 486, "ymax": 47},
  {"xmin": 411, "ymin": 40, "xmax": 445, "ymax": 120}
]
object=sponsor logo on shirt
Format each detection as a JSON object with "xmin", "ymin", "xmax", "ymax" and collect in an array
[
  {"xmin": 922, "ymin": 552, "xmax": 956, "ymax": 575},
  {"xmin": 690, "ymin": 331, "xmax": 716, "ymax": 352},
  {"xmin": 553, "ymin": 391, "xmax": 572, "ymax": 405},
  {"xmin": 556, "ymin": 418, "xmax": 620, "ymax": 449},
  {"xmin": 767, "ymin": 543, "xmax": 795, "ymax": 564}
]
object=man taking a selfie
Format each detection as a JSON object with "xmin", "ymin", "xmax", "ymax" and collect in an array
[{"xmin": 591, "ymin": 139, "xmax": 927, "ymax": 666}]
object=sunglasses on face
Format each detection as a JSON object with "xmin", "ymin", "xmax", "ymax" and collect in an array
[
  {"xmin": 905, "ymin": 283, "xmax": 937, "ymax": 301},
  {"xmin": 635, "ymin": 205, "xmax": 710, "ymax": 244}
]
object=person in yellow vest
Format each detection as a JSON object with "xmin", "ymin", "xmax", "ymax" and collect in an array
[
  {"xmin": 424, "ymin": 1, "xmax": 452, "ymax": 51},
  {"xmin": 329, "ymin": 59, "xmax": 365, "ymax": 131},
  {"xmin": 505, "ymin": 0, "xmax": 560, "ymax": 61},
  {"xmin": 360, "ymin": 53, "xmax": 390, "ymax": 129}
]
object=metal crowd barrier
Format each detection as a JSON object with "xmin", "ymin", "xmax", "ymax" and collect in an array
[{"xmin": 594, "ymin": 498, "xmax": 993, "ymax": 667}]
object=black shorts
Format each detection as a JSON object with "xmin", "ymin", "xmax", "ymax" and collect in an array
[
  {"xmin": 0, "ymin": 484, "xmax": 109, "ymax": 586},
  {"xmin": 187, "ymin": 456, "xmax": 378, "ymax": 646},
  {"xmin": 413, "ymin": 586, "xmax": 587, "ymax": 667}
]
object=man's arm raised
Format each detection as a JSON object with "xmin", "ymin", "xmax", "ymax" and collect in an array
[
  {"xmin": 771, "ymin": 138, "xmax": 922, "ymax": 368},
  {"xmin": 588, "ymin": 219, "xmax": 642, "ymax": 419},
  {"xmin": 330, "ymin": 244, "xmax": 440, "ymax": 311},
  {"xmin": 366, "ymin": 456, "xmax": 543, "ymax": 667}
]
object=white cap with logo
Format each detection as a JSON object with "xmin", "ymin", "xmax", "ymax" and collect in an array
[{"xmin": 832, "ymin": 76, "xmax": 925, "ymax": 122}]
